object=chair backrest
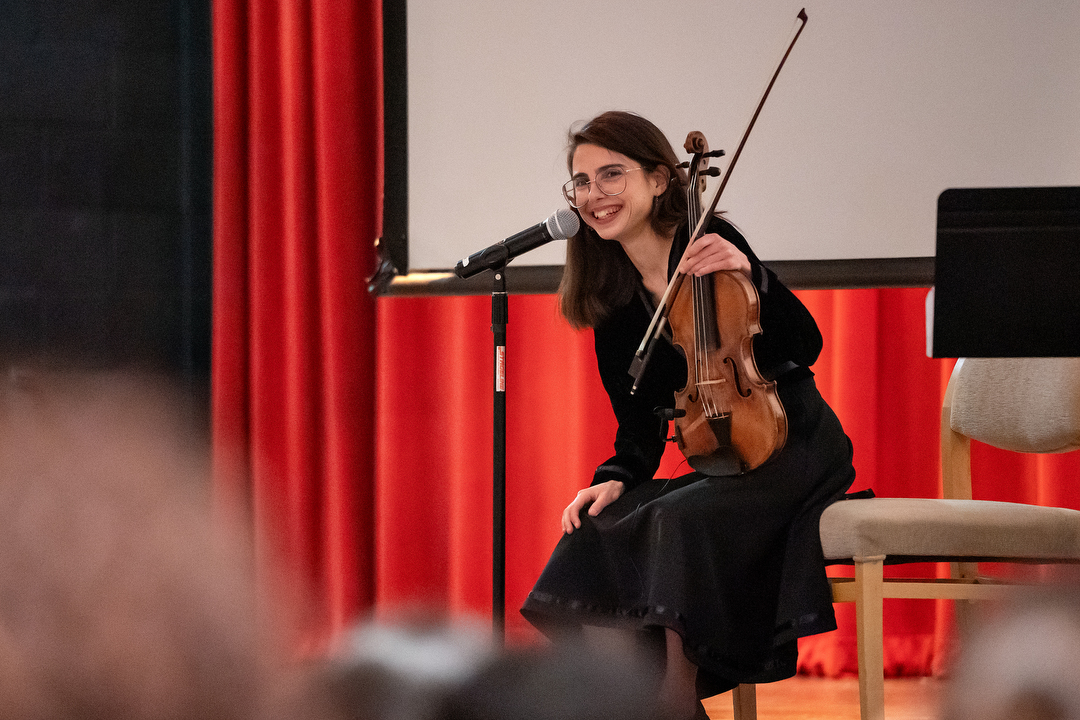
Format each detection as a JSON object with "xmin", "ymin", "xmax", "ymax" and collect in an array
[{"xmin": 947, "ymin": 357, "xmax": 1080, "ymax": 454}]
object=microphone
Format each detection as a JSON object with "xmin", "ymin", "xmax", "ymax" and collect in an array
[{"xmin": 455, "ymin": 209, "xmax": 580, "ymax": 278}]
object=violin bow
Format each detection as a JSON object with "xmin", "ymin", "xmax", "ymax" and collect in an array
[{"xmin": 629, "ymin": 8, "xmax": 809, "ymax": 395}]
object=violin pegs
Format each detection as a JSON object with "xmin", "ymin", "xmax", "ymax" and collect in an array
[{"xmin": 700, "ymin": 168, "xmax": 721, "ymax": 177}]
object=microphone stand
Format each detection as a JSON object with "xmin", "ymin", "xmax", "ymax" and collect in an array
[
  {"xmin": 457, "ymin": 213, "xmax": 579, "ymax": 641},
  {"xmin": 490, "ymin": 262, "xmax": 508, "ymax": 642}
]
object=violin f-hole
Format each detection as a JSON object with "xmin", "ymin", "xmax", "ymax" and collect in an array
[{"xmin": 724, "ymin": 356, "xmax": 753, "ymax": 398}]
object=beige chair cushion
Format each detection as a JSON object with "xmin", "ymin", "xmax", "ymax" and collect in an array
[
  {"xmin": 950, "ymin": 357, "xmax": 1080, "ymax": 454},
  {"xmin": 820, "ymin": 497, "xmax": 1080, "ymax": 561}
]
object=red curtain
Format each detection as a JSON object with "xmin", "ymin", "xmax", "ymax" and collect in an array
[
  {"xmin": 212, "ymin": 0, "xmax": 1080, "ymax": 674},
  {"xmin": 211, "ymin": 0, "xmax": 381, "ymax": 643}
]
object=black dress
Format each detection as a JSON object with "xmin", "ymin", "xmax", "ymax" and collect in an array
[{"xmin": 520, "ymin": 216, "xmax": 856, "ymax": 697}]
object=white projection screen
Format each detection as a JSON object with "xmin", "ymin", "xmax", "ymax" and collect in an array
[{"xmin": 381, "ymin": 0, "xmax": 1080, "ymax": 290}]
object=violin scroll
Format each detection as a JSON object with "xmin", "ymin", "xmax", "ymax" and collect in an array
[
  {"xmin": 683, "ymin": 131, "xmax": 708, "ymax": 155},
  {"xmin": 679, "ymin": 131, "xmax": 724, "ymax": 194}
]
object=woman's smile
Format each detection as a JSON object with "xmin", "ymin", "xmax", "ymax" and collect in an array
[{"xmin": 589, "ymin": 204, "xmax": 622, "ymax": 222}]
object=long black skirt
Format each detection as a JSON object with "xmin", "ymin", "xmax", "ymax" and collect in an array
[{"xmin": 520, "ymin": 376, "xmax": 856, "ymax": 697}]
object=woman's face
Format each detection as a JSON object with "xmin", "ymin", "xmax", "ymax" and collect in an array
[{"xmin": 569, "ymin": 144, "xmax": 665, "ymax": 243}]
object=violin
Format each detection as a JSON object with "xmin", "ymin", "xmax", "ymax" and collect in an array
[
  {"xmin": 629, "ymin": 9, "xmax": 808, "ymax": 474},
  {"xmin": 668, "ymin": 132, "xmax": 786, "ymax": 475}
]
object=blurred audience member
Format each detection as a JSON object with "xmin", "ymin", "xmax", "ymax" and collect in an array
[
  {"xmin": 320, "ymin": 617, "xmax": 494, "ymax": 720},
  {"xmin": 320, "ymin": 616, "xmax": 665, "ymax": 720},
  {"xmin": 442, "ymin": 640, "xmax": 665, "ymax": 720},
  {"xmin": 942, "ymin": 586, "xmax": 1080, "ymax": 720},
  {"xmin": 0, "ymin": 368, "xmax": 318, "ymax": 720}
]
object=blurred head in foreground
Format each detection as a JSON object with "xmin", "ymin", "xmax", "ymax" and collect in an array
[
  {"xmin": 320, "ymin": 618, "xmax": 495, "ymax": 720},
  {"xmin": 0, "ymin": 368, "xmax": 311, "ymax": 720},
  {"xmin": 441, "ymin": 640, "xmax": 664, "ymax": 720},
  {"xmin": 942, "ymin": 586, "xmax": 1080, "ymax": 720},
  {"xmin": 320, "ymin": 619, "xmax": 664, "ymax": 720}
]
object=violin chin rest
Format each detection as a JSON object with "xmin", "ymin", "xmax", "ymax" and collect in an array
[{"xmin": 687, "ymin": 448, "xmax": 742, "ymax": 477}]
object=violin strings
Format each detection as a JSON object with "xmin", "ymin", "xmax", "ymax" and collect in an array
[{"xmin": 688, "ymin": 163, "xmax": 723, "ymax": 421}]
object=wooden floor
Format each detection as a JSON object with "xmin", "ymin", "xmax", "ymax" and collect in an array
[{"xmin": 702, "ymin": 677, "xmax": 944, "ymax": 720}]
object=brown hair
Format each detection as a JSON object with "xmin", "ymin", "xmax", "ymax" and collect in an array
[{"xmin": 557, "ymin": 111, "xmax": 688, "ymax": 329}]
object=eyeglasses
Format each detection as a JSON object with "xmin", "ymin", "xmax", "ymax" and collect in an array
[{"xmin": 562, "ymin": 166, "xmax": 644, "ymax": 208}]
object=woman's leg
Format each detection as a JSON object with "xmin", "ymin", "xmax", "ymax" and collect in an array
[
  {"xmin": 581, "ymin": 624, "xmax": 642, "ymax": 658},
  {"xmin": 661, "ymin": 628, "xmax": 698, "ymax": 719}
]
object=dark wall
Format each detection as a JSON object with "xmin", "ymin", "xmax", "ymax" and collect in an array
[{"xmin": 0, "ymin": 0, "xmax": 212, "ymax": 394}]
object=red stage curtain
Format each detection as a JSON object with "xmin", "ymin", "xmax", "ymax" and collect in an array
[
  {"xmin": 212, "ymin": 0, "xmax": 1080, "ymax": 675},
  {"xmin": 211, "ymin": 0, "xmax": 381, "ymax": 643}
]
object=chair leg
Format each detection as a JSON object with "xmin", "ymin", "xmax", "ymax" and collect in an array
[
  {"xmin": 854, "ymin": 556, "xmax": 886, "ymax": 720},
  {"xmin": 951, "ymin": 561, "xmax": 979, "ymax": 639},
  {"xmin": 732, "ymin": 683, "xmax": 757, "ymax": 720}
]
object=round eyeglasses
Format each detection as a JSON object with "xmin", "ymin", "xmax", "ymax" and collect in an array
[{"xmin": 562, "ymin": 166, "xmax": 644, "ymax": 208}]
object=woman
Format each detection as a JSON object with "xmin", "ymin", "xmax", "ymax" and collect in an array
[{"xmin": 520, "ymin": 111, "xmax": 856, "ymax": 719}]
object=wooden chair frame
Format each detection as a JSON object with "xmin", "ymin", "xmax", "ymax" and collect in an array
[{"xmin": 731, "ymin": 358, "xmax": 1080, "ymax": 720}]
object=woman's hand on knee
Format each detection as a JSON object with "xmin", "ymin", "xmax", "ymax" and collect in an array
[{"xmin": 562, "ymin": 480, "xmax": 624, "ymax": 534}]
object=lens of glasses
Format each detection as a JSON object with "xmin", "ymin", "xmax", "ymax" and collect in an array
[
  {"xmin": 562, "ymin": 179, "xmax": 588, "ymax": 208},
  {"xmin": 562, "ymin": 167, "xmax": 631, "ymax": 208},
  {"xmin": 594, "ymin": 167, "xmax": 628, "ymax": 195}
]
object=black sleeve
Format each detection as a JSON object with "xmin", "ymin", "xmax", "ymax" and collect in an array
[
  {"xmin": 712, "ymin": 217, "xmax": 823, "ymax": 370},
  {"xmin": 589, "ymin": 297, "xmax": 680, "ymax": 492}
]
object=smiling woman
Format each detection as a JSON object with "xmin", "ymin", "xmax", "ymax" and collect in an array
[
  {"xmin": 520, "ymin": 110, "xmax": 856, "ymax": 720},
  {"xmin": 557, "ymin": 114, "xmax": 690, "ymax": 329}
]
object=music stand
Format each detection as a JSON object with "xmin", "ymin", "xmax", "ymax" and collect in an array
[{"xmin": 932, "ymin": 186, "xmax": 1080, "ymax": 358}]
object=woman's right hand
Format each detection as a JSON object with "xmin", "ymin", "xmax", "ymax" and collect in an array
[{"xmin": 562, "ymin": 480, "xmax": 624, "ymax": 535}]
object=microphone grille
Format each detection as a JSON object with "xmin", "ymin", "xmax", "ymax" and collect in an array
[{"xmin": 546, "ymin": 208, "xmax": 580, "ymax": 241}]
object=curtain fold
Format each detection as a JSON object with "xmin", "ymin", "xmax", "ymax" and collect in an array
[{"xmin": 211, "ymin": 0, "xmax": 381, "ymax": 642}]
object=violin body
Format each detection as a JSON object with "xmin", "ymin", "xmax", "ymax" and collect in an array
[{"xmin": 668, "ymin": 268, "xmax": 787, "ymax": 475}]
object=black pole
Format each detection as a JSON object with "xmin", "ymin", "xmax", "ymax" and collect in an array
[{"xmin": 491, "ymin": 266, "xmax": 508, "ymax": 642}]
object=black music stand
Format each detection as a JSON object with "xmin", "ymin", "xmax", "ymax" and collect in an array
[{"xmin": 932, "ymin": 186, "xmax": 1080, "ymax": 358}]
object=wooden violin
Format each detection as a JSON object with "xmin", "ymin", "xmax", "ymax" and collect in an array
[
  {"xmin": 667, "ymin": 132, "xmax": 786, "ymax": 475},
  {"xmin": 628, "ymin": 8, "xmax": 808, "ymax": 474}
]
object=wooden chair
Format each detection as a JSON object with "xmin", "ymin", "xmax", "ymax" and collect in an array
[{"xmin": 810, "ymin": 356, "xmax": 1080, "ymax": 720}]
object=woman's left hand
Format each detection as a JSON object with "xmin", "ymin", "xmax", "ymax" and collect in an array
[
  {"xmin": 561, "ymin": 480, "xmax": 624, "ymax": 535},
  {"xmin": 678, "ymin": 233, "xmax": 751, "ymax": 278}
]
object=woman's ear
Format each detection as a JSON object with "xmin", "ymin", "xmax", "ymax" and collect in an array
[{"xmin": 650, "ymin": 166, "xmax": 671, "ymax": 197}]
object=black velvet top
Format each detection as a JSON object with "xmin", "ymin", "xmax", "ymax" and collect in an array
[{"xmin": 590, "ymin": 215, "xmax": 822, "ymax": 491}]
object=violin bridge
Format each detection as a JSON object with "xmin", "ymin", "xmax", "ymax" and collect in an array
[{"xmin": 696, "ymin": 379, "xmax": 733, "ymax": 416}]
